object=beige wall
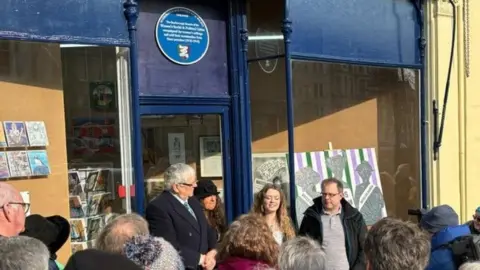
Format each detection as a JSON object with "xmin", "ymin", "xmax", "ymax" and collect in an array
[
  {"xmin": 0, "ymin": 41, "xmax": 71, "ymax": 264},
  {"xmin": 427, "ymin": 0, "xmax": 479, "ymax": 222}
]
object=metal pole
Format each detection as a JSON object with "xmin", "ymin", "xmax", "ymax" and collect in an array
[
  {"xmin": 282, "ymin": 0, "xmax": 297, "ymax": 228},
  {"xmin": 123, "ymin": 0, "xmax": 145, "ymax": 214}
]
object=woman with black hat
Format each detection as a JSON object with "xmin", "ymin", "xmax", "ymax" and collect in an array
[
  {"xmin": 194, "ymin": 180, "xmax": 227, "ymax": 242},
  {"xmin": 20, "ymin": 214, "xmax": 71, "ymax": 270}
]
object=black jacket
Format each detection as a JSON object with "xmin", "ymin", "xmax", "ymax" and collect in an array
[
  {"xmin": 298, "ymin": 197, "xmax": 367, "ymax": 270},
  {"xmin": 146, "ymin": 191, "xmax": 217, "ymax": 270}
]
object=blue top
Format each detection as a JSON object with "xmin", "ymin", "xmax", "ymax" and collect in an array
[{"xmin": 426, "ymin": 225, "xmax": 471, "ymax": 270}]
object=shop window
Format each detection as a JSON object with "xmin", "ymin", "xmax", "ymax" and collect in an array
[
  {"xmin": 247, "ymin": 0, "xmax": 290, "ymax": 200},
  {"xmin": 0, "ymin": 40, "xmax": 133, "ymax": 260},
  {"xmin": 140, "ymin": 114, "xmax": 227, "ymax": 233},
  {"xmin": 291, "ymin": 61, "xmax": 420, "ymax": 224}
]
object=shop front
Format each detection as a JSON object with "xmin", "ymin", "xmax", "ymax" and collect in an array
[{"xmin": 0, "ymin": 0, "xmax": 425, "ymax": 262}]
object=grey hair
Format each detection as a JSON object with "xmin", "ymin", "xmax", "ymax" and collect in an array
[
  {"xmin": 0, "ymin": 236, "xmax": 50, "ymax": 270},
  {"xmin": 365, "ymin": 217, "xmax": 430, "ymax": 270},
  {"xmin": 321, "ymin": 178, "xmax": 344, "ymax": 192},
  {"xmin": 164, "ymin": 163, "xmax": 196, "ymax": 191},
  {"xmin": 96, "ymin": 213, "xmax": 149, "ymax": 254},
  {"xmin": 460, "ymin": 262, "xmax": 480, "ymax": 270},
  {"xmin": 278, "ymin": 236, "xmax": 326, "ymax": 270}
]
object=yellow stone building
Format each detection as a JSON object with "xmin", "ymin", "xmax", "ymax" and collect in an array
[{"xmin": 427, "ymin": 0, "xmax": 479, "ymax": 222}]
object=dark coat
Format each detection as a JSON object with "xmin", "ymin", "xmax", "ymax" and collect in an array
[
  {"xmin": 298, "ymin": 197, "xmax": 367, "ymax": 270},
  {"xmin": 146, "ymin": 191, "xmax": 217, "ymax": 269}
]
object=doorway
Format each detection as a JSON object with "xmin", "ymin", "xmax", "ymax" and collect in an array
[{"xmin": 138, "ymin": 105, "xmax": 233, "ymax": 222}]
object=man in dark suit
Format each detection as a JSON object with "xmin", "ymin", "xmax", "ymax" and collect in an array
[{"xmin": 146, "ymin": 163, "xmax": 217, "ymax": 270}]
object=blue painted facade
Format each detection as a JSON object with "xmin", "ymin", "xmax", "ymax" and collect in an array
[{"xmin": 0, "ymin": 0, "xmax": 426, "ymax": 221}]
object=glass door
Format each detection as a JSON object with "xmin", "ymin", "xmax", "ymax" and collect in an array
[{"xmin": 138, "ymin": 106, "xmax": 233, "ymax": 222}]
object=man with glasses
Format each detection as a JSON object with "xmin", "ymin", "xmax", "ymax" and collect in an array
[
  {"xmin": 0, "ymin": 182, "xmax": 29, "ymax": 237},
  {"xmin": 299, "ymin": 178, "xmax": 367, "ymax": 270},
  {"xmin": 146, "ymin": 163, "xmax": 217, "ymax": 270}
]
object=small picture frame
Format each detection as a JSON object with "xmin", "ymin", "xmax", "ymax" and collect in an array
[{"xmin": 199, "ymin": 136, "xmax": 223, "ymax": 177}]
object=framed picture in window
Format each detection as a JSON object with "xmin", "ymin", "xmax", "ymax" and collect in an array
[{"xmin": 199, "ymin": 136, "xmax": 222, "ymax": 177}]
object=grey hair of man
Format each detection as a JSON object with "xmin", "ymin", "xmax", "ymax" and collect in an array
[
  {"xmin": 460, "ymin": 262, "xmax": 480, "ymax": 270},
  {"xmin": 96, "ymin": 213, "xmax": 149, "ymax": 254},
  {"xmin": 278, "ymin": 236, "xmax": 327, "ymax": 270},
  {"xmin": 164, "ymin": 163, "xmax": 196, "ymax": 191},
  {"xmin": 321, "ymin": 178, "xmax": 344, "ymax": 192},
  {"xmin": 365, "ymin": 217, "xmax": 430, "ymax": 270},
  {"xmin": 0, "ymin": 235, "xmax": 50, "ymax": 270}
]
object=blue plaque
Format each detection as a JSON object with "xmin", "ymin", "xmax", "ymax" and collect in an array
[{"xmin": 155, "ymin": 7, "xmax": 210, "ymax": 65}]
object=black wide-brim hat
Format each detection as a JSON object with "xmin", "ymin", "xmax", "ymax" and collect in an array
[
  {"xmin": 20, "ymin": 214, "xmax": 71, "ymax": 255},
  {"xmin": 194, "ymin": 179, "xmax": 220, "ymax": 200}
]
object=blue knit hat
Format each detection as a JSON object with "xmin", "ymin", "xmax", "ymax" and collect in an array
[{"xmin": 420, "ymin": 205, "xmax": 459, "ymax": 234}]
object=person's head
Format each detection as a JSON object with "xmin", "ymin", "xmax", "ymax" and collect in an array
[
  {"xmin": 124, "ymin": 234, "xmax": 184, "ymax": 270},
  {"xmin": 252, "ymin": 184, "xmax": 295, "ymax": 240},
  {"xmin": 96, "ymin": 213, "xmax": 149, "ymax": 254},
  {"xmin": 218, "ymin": 214, "xmax": 279, "ymax": 267},
  {"xmin": 420, "ymin": 204, "xmax": 459, "ymax": 235},
  {"xmin": 194, "ymin": 179, "xmax": 220, "ymax": 211},
  {"xmin": 20, "ymin": 214, "xmax": 70, "ymax": 257},
  {"xmin": 0, "ymin": 235, "xmax": 50, "ymax": 270},
  {"xmin": 65, "ymin": 249, "xmax": 142, "ymax": 270},
  {"xmin": 460, "ymin": 262, "xmax": 480, "ymax": 270},
  {"xmin": 0, "ymin": 182, "xmax": 28, "ymax": 236},
  {"xmin": 164, "ymin": 163, "xmax": 197, "ymax": 200},
  {"xmin": 472, "ymin": 207, "xmax": 480, "ymax": 231},
  {"xmin": 365, "ymin": 217, "xmax": 430, "ymax": 270},
  {"xmin": 321, "ymin": 178, "xmax": 344, "ymax": 211},
  {"xmin": 278, "ymin": 236, "xmax": 326, "ymax": 270}
]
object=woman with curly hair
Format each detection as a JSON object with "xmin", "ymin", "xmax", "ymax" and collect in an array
[
  {"xmin": 217, "ymin": 214, "xmax": 279, "ymax": 270},
  {"xmin": 194, "ymin": 179, "xmax": 227, "ymax": 242},
  {"xmin": 252, "ymin": 183, "xmax": 296, "ymax": 245}
]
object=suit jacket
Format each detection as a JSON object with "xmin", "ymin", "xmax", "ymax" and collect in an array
[{"xmin": 146, "ymin": 191, "xmax": 216, "ymax": 269}]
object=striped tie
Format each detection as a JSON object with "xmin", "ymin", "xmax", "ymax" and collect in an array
[{"xmin": 184, "ymin": 202, "xmax": 197, "ymax": 220}]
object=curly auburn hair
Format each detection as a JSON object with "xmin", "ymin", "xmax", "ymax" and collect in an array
[
  {"xmin": 200, "ymin": 195, "xmax": 227, "ymax": 241},
  {"xmin": 217, "ymin": 214, "xmax": 279, "ymax": 267},
  {"xmin": 252, "ymin": 184, "xmax": 296, "ymax": 241}
]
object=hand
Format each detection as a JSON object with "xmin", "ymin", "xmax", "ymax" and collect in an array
[{"xmin": 203, "ymin": 250, "xmax": 217, "ymax": 270}]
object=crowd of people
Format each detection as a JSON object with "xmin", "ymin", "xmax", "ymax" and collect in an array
[{"xmin": 1, "ymin": 163, "xmax": 480, "ymax": 270}]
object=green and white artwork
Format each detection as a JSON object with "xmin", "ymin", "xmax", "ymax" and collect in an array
[{"xmin": 290, "ymin": 148, "xmax": 387, "ymax": 226}]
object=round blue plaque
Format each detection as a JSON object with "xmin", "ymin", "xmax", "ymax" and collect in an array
[{"xmin": 155, "ymin": 7, "xmax": 210, "ymax": 65}]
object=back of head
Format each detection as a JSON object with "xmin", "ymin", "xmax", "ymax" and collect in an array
[
  {"xmin": 279, "ymin": 236, "xmax": 326, "ymax": 270},
  {"xmin": 218, "ymin": 214, "xmax": 279, "ymax": 267},
  {"xmin": 0, "ymin": 182, "xmax": 20, "ymax": 206},
  {"xmin": 65, "ymin": 249, "xmax": 141, "ymax": 270},
  {"xmin": 124, "ymin": 234, "xmax": 184, "ymax": 270},
  {"xmin": 460, "ymin": 262, "xmax": 480, "ymax": 270},
  {"xmin": 0, "ymin": 235, "xmax": 50, "ymax": 270},
  {"xmin": 365, "ymin": 217, "xmax": 430, "ymax": 270},
  {"xmin": 420, "ymin": 205, "xmax": 459, "ymax": 234},
  {"xmin": 96, "ymin": 213, "xmax": 149, "ymax": 254}
]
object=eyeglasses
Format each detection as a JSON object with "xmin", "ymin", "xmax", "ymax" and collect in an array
[
  {"xmin": 179, "ymin": 181, "xmax": 198, "ymax": 187},
  {"xmin": 0, "ymin": 202, "xmax": 30, "ymax": 214},
  {"xmin": 322, "ymin": 192, "xmax": 340, "ymax": 198}
]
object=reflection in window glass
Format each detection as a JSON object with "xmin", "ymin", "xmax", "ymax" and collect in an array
[
  {"xmin": 248, "ymin": 0, "xmax": 290, "ymax": 205},
  {"xmin": 292, "ymin": 61, "xmax": 420, "ymax": 224},
  {"xmin": 61, "ymin": 46, "xmax": 132, "ymax": 252}
]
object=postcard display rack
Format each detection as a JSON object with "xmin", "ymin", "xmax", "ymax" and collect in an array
[
  {"xmin": 68, "ymin": 163, "xmax": 116, "ymax": 253},
  {"xmin": 0, "ymin": 121, "xmax": 51, "ymax": 180}
]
